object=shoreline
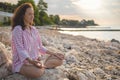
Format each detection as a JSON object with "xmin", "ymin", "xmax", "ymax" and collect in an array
[
  {"xmin": 0, "ymin": 26, "xmax": 120, "ymax": 42},
  {"xmin": 47, "ymin": 28, "xmax": 120, "ymax": 42},
  {"xmin": 40, "ymin": 26, "xmax": 120, "ymax": 42}
]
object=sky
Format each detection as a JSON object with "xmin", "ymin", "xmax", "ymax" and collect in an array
[{"xmin": 0, "ymin": 0, "xmax": 120, "ymax": 26}]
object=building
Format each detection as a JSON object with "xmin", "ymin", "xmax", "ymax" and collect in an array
[{"xmin": 0, "ymin": 11, "xmax": 13, "ymax": 23}]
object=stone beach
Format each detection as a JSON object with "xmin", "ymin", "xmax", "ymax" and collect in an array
[{"xmin": 0, "ymin": 27, "xmax": 120, "ymax": 80}]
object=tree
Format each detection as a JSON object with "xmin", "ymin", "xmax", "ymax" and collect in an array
[
  {"xmin": 49, "ymin": 15, "xmax": 54, "ymax": 23},
  {"xmin": 37, "ymin": 0, "xmax": 48, "ymax": 12},
  {"xmin": 37, "ymin": 0, "xmax": 50, "ymax": 25},
  {"xmin": 79, "ymin": 19, "xmax": 87, "ymax": 27},
  {"xmin": 17, "ymin": 0, "xmax": 40, "ymax": 25},
  {"xmin": 54, "ymin": 15, "xmax": 60, "ymax": 25},
  {"xmin": 49, "ymin": 15, "xmax": 60, "ymax": 25},
  {"xmin": 0, "ymin": 2, "xmax": 16, "ymax": 13},
  {"xmin": 39, "ymin": 11, "xmax": 53, "ymax": 25}
]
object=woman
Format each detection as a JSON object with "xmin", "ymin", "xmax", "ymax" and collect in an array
[{"xmin": 11, "ymin": 3, "xmax": 64, "ymax": 78}]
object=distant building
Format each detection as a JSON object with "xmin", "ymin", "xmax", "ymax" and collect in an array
[{"xmin": 0, "ymin": 11, "xmax": 13, "ymax": 22}]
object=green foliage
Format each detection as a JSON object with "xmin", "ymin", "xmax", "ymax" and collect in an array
[
  {"xmin": 37, "ymin": 0, "xmax": 53, "ymax": 25},
  {"xmin": 0, "ymin": 2, "xmax": 16, "ymax": 13},
  {"xmin": 0, "ymin": 22, "xmax": 3, "ymax": 26},
  {"xmin": 49, "ymin": 15, "xmax": 54, "ymax": 22},
  {"xmin": 39, "ymin": 11, "xmax": 53, "ymax": 25},
  {"xmin": 17, "ymin": 0, "xmax": 40, "ymax": 25},
  {"xmin": 61, "ymin": 19, "xmax": 79, "ymax": 26},
  {"xmin": 2, "ymin": 17, "xmax": 11, "ymax": 26},
  {"xmin": 0, "ymin": 0, "xmax": 98, "ymax": 27},
  {"xmin": 53, "ymin": 15, "xmax": 60, "ymax": 25},
  {"xmin": 61, "ymin": 19, "xmax": 98, "ymax": 27},
  {"xmin": 37, "ymin": 0, "xmax": 48, "ymax": 12},
  {"xmin": 49, "ymin": 15, "xmax": 60, "ymax": 25}
]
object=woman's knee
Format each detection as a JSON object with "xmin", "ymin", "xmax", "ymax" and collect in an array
[
  {"xmin": 55, "ymin": 59, "xmax": 63, "ymax": 66},
  {"xmin": 32, "ymin": 68, "xmax": 45, "ymax": 78},
  {"xmin": 19, "ymin": 65, "xmax": 45, "ymax": 78},
  {"xmin": 45, "ymin": 59, "xmax": 63, "ymax": 68}
]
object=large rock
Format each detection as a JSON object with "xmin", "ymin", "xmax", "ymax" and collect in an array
[
  {"xmin": 111, "ymin": 39, "xmax": 119, "ymax": 43},
  {"xmin": 81, "ymin": 69, "xmax": 96, "ymax": 80},
  {"xmin": 0, "ymin": 42, "xmax": 12, "ymax": 78},
  {"xmin": 66, "ymin": 68, "xmax": 96, "ymax": 80},
  {"xmin": 0, "ymin": 32, "xmax": 11, "ymax": 46},
  {"xmin": 77, "ymin": 72, "xmax": 88, "ymax": 80},
  {"xmin": 0, "ymin": 42, "xmax": 8, "ymax": 66},
  {"xmin": 65, "ymin": 49, "xmax": 79, "ymax": 65},
  {"xmin": 92, "ymin": 68, "xmax": 106, "ymax": 79},
  {"xmin": 38, "ymin": 68, "xmax": 68, "ymax": 80},
  {"xmin": 4, "ymin": 74, "xmax": 28, "ymax": 80},
  {"xmin": 0, "ymin": 63, "xmax": 11, "ymax": 79}
]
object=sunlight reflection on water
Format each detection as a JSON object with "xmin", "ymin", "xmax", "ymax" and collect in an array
[{"xmin": 59, "ymin": 26, "xmax": 120, "ymax": 41}]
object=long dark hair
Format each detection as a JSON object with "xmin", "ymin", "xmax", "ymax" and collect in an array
[{"xmin": 11, "ymin": 3, "xmax": 34, "ymax": 30}]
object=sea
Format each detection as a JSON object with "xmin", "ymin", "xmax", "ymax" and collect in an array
[{"xmin": 58, "ymin": 26, "xmax": 120, "ymax": 42}]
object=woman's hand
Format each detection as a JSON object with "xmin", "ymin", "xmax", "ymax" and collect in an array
[
  {"xmin": 26, "ymin": 58, "xmax": 46, "ymax": 68},
  {"xmin": 31, "ymin": 60, "xmax": 42, "ymax": 68}
]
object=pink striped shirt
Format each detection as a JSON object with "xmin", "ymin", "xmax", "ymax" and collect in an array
[{"xmin": 11, "ymin": 25, "xmax": 47, "ymax": 73}]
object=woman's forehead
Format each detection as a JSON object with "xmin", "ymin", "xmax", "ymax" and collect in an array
[{"xmin": 26, "ymin": 8, "xmax": 34, "ymax": 13}]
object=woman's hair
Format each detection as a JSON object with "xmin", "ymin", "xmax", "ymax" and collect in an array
[{"xmin": 11, "ymin": 3, "xmax": 34, "ymax": 30}]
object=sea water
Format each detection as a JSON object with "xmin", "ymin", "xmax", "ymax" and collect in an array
[{"xmin": 59, "ymin": 26, "xmax": 120, "ymax": 41}]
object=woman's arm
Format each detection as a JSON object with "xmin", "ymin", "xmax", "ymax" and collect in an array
[
  {"xmin": 35, "ymin": 28, "xmax": 64, "ymax": 60},
  {"xmin": 12, "ymin": 26, "xmax": 30, "ymax": 62},
  {"xmin": 46, "ymin": 50, "xmax": 64, "ymax": 60}
]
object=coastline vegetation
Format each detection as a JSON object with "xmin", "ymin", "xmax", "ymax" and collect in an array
[{"xmin": 0, "ymin": 0, "xmax": 98, "ymax": 27}]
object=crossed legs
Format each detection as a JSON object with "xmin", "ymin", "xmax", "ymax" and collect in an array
[{"xmin": 19, "ymin": 55, "xmax": 63, "ymax": 78}]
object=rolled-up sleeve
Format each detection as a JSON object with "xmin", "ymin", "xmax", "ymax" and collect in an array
[
  {"xmin": 12, "ymin": 26, "xmax": 30, "ymax": 62},
  {"xmin": 36, "ymin": 29, "xmax": 47, "ymax": 54}
]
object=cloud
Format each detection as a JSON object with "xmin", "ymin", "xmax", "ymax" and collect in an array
[
  {"xmin": 0, "ymin": 0, "xmax": 18, "ymax": 4},
  {"xmin": 0, "ymin": 0, "xmax": 120, "ymax": 26},
  {"xmin": 44, "ymin": 0, "xmax": 77, "ymax": 15},
  {"xmin": 43, "ymin": 0, "xmax": 120, "ymax": 26}
]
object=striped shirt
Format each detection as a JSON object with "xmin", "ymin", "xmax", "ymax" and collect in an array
[{"xmin": 11, "ymin": 25, "xmax": 47, "ymax": 73}]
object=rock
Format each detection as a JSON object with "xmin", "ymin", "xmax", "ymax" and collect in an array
[
  {"xmin": 66, "ymin": 68, "xmax": 96, "ymax": 80},
  {"xmin": 92, "ymin": 68, "xmax": 106, "ymax": 79},
  {"xmin": 0, "ymin": 42, "xmax": 12, "ymax": 78},
  {"xmin": 36, "ymin": 68, "xmax": 68, "ymax": 80},
  {"xmin": 104, "ymin": 75, "xmax": 112, "ymax": 80},
  {"xmin": 0, "ymin": 27, "xmax": 120, "ymax": 80},
  {"xmin": 0, "ymin": 32, "xmax": 11, "ymax": 46},
  {"xmin": 111, "ymin": 39, "xmax": 119, "ymax": 43},
  {"xmin": 54, "ymin": 44, "xmax": 65, "ymax": 51},
  {"xmin": 0, "ymin": 63, "xmax": 10, "ymax": 79},
  {"xmin": 111, "ymin": 42, "xmax": 120, "ymax": 49},
  {"xmin": 63, "ymin": 43, "xmax": 71, "ymax": 50},
  {"xmin": 65, "ymin": 49, "xmax": 79, "ymax": 58},
  {"xmin": 78, "ymin": 72, "xmax": 88, "ymax": 80},
  {"xmin": 65, "ymin": 49, "xmax": 80, "ymax": 65},
  {"xmin": 105, "ymin": 66, "xmax": 115, "ymax": 71},
  {"xmin": 4, "ymin": 73, "xmax": 28, "ymax": 80},
  {"xmin": 0, "ymin": 42, "xmax": 8, "ymax": 66},
  {"xmin": 93, "ymin": 68, "xmax": 106, "ymax": 75},
  {"xmin": 85, "ymin": 49, "xmax": 101, "ymax": 57},
  {"xmin": 41, "ymin": 35, "xmax": 49, "ymax": 46},
  {"xmin": 46, "ymin": 46, "xmax": 63, "ymax": 53},
  {"xmin": 81, "ymin": 70, "xmax": 96, "ymax": 80},
  {"xmin": 66, "ymin": 55, "xmax": 79, "ymax": 64}
]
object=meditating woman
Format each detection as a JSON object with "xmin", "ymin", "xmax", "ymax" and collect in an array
[{"xmin": 11, "ymin": 3, "xmax": 64, "ymax": 78}]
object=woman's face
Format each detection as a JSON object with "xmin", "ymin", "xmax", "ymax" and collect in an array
[{"xmin": 24, "ymin": 7, "xmax": 34, "ymax": 25}]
